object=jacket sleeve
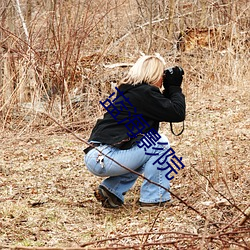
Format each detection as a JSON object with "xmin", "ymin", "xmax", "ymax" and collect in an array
[{"xmin": 142, "ymin": 86, "xmax": 186, "ymax": 122}]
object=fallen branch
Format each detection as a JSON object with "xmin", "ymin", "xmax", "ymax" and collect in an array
[
  {"xmin": 0, "ymin": 247, "xmax": 86, "ymax": 250},
  {"xmin": 103, "ymin": 63, "xmax": 134, "ymax": 68},
  {"xmin": 1, "ymin": 229, "xmax": 249, "ymax": 249}
]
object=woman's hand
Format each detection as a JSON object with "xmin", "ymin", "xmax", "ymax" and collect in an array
[{"xmin": 163, "ymin": 66, "xmax": 184, "ymax": 88}]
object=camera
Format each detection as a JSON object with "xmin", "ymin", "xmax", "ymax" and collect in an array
[
  {"xmin": 163, "ymin": 66, "xmax": 184, "ymax": 87},
  {"xmin": 163, "ymin": 66, "xmax": 184, "ymax": 77},
  {"xmin": 164, "ymin": 67, "xmax": 175, "ymax": 75}
]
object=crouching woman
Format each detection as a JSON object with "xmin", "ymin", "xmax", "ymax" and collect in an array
[{"xmin": 84, "ymin": 54, "xmax": 186, "ymax": 209}]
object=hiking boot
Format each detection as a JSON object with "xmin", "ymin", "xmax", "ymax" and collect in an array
[
  {"xmin": 139, "ymin": 200, "xmax": 172, "ymax": 210},
  {"xmin": 94, "ymin": 186, "xmax": 123, "ymax": 208}
]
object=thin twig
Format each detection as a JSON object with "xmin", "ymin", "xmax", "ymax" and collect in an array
[
  {"xmin": 219, "ymin": 206, "xmax": 250, "ymax": 232},
  {"xmin": 81, "ymin": 231, "xmax": 199, "ymax": 247},
  {"xmin": 141, "ymin": 210, "xmax": 162, "ymax": 249},
  {"xmin": 190, "ymin": 163, "xmax": 247, "ymax": 217}
]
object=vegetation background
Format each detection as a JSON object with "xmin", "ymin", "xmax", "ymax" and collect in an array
[{"xmin": 0, "ymin": 0, "xmax": 249, "ymax": 249}]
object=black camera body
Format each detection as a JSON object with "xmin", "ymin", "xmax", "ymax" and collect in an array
[
  {"xmin": 164, "ymin": 67, "xmax": 175, "ymax": 75},
  {"xmin": 163, "ymin": 66, "xmax": 184, "ymax": 88}
]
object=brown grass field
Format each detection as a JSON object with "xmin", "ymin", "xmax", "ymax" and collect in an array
[{"xmin": 0, "ymin": 0, "xmax": 249, "ymax": 249}]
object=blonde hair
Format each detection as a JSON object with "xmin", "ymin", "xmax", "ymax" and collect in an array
[{"xmin": 121, "ymin": 54, "xmax": 165, "ymax": 85}]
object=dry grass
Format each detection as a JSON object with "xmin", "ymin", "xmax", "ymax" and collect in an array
[
  {"xmin": 0, "ymin": 61, "xmax": 249, "ymax": 248},
  {"xmin": 0, "ymin": 0, "xmax": 249, "ymax": 249}
]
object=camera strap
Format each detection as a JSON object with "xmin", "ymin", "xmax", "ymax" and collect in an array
[{"xmin": 170, "ymin": 121, "xmax": 185, "ymax": 136}]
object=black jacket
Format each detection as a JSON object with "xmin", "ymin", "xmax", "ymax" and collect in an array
[{"xmin": 88, "ymin": 83, "xmax": 185, "ymax": 149}]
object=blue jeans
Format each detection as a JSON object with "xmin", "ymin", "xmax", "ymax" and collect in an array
[{"xmin": 84, "ymin": 134, "xmax": 171, "ymax": 203}]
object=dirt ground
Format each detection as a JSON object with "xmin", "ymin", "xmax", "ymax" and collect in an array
[{"xmin": 0, "ymin": 81, "xmax": 249, "ymax": 249}]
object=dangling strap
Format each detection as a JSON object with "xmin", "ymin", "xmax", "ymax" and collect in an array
[{"xmin": 170, "ymin": 121, "xmax": 185, "ymax": 136}]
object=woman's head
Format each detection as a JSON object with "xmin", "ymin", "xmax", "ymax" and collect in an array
[{"xmin": 122, "ymin": 54, "xmax": 165, "ymax": 87}]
